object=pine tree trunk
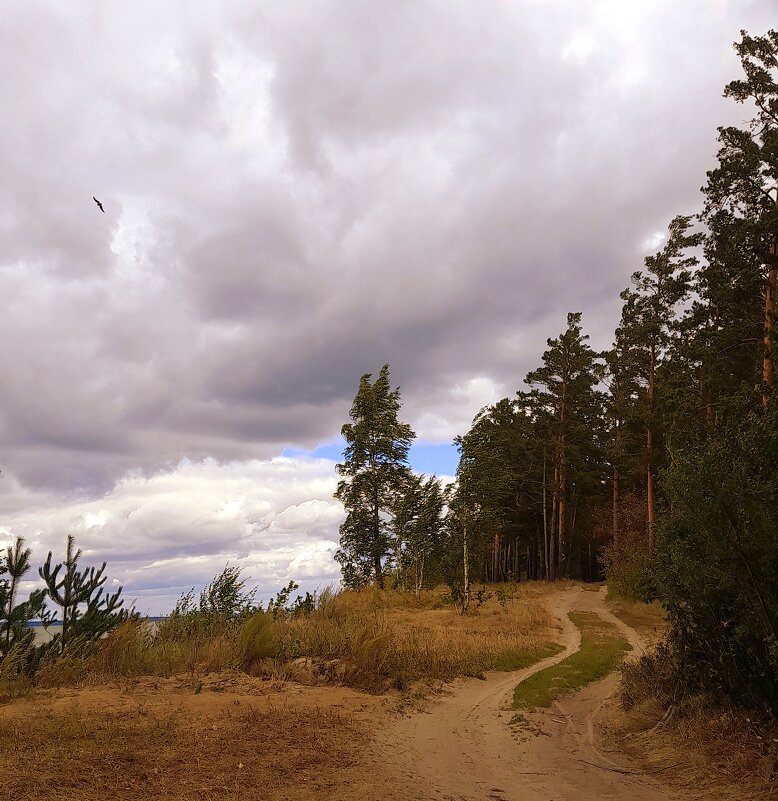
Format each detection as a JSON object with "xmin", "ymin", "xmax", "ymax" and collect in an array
[
  {"xmin": 373, "ymin": 489, "xmax": 384, "ymax": 589},
  {"xmin": 462, "ymin": 522, "xmax": 470, "ymax": 614},
  {"xmin": 763, "ymin": 248, "xmax": 777, "ymax": 404},
  {"xmin": 550, "ymin": 467, "xmax": 558, "ymax": 581},
  {"xmin": 542, "ymin": 454, "xmax": 550, "ymax": 581},
  {"xmin": 647, "ymin": 345, "xmax": 656, "ymax": 553},
  {"xmin": 588, "ymin": 538, "xmax": 592, "ymax": 582},
  {"xmin": 558, "ymin": 457, "xmax": 566, "ymax": 577},
  {"xmin": 612, "ymin": 415, "xmax": 621, "ymax": 552},
  {"xmin": 703, "ymin": 378, "xmax": 715, "ymax": 429},
  {"xmin": 558, "ymin": 379, "xmax": 567, "ymax": 576}
]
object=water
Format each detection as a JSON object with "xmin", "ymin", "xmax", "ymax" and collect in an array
[{"xmin": 27, "ymin": 618, "xmax": 165, "ymax": 645}]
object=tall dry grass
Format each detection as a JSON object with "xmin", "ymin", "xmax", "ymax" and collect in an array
[
  {"xmin": 22, "ymin": 582, "xmax": 561, "ymax": 693},
  {"xmin": 618, "ymin": 648, "xmax": 777, "ymax": 798}
]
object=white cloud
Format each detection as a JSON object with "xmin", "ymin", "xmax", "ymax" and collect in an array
[
  {"xmin": 412, "ymin": 376, "xmax": 505, "ymax": 441},
  {"xmin": 0, "ymin": 456, "xmax": 344, "ymax": 614}
]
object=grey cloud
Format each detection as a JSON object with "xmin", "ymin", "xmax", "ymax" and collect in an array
[{"xmin": 1, "ymin": 1, "xmax": 776, "ymax": 608}]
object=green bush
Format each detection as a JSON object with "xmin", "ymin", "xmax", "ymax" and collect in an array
[{"xmin": 654, "ymin": 397, "xmax": 778, "ymax": 712}]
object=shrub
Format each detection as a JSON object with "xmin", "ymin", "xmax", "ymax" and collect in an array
[
  {"xmin": 602, "ymin": 492, "xmax": 655, "ymax": 601},
  {"xmin": 238, "ymin": 611, "xmax": 277, "ymax": 669},
  {"xmin": 654, "ymin": 398, "xmax": 778, "ymax": 712}
]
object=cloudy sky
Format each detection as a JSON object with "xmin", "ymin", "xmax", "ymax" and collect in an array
[{"xmin": 2, "ymin": 1, "xmax": 773, "ymax": 612}]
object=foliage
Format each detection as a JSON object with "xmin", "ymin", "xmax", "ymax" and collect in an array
[
  {"xmin": 198, "ymin": 563, "xmax": 257, "ymax": 619},
  {"xmin": 391, "ymin": 474, "xmax": 449, "ymax": 595},
  {"xmin": 0, "ymin": 537, "xmax": 45, "ymax": 656},
  {"xmin": 335, "ymin": 364, "xmax": 416, "ymax": 589},
  {"xmin": 654, "ymin": 396, "xmax": 778, "ymax": 712},
  {"xmin": 237, "ymin": 610, "xmax": 277, "ymax": 668},
  {"xmin": 600, "ymin": 492, "xmax": 654, "ymax": 601},
  {"xmin": 38, "ymin": 535, "xmax": 127, "ymax": 651}
]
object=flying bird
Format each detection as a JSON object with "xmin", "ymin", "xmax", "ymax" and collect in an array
[{"xmin": 93, "ymin": 196, "xmax": 105, "ymax": 213}]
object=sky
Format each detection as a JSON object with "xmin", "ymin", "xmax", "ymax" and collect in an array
[{"xmin": 2, "ymin": 1, "xmax": 774, "ymax": 613}]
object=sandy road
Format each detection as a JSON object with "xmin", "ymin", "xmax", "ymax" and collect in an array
[{"xmin": 379, "ymin": 586, "xmax": 680, "ymax": 801}]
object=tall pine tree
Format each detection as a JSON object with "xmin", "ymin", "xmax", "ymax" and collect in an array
[
  {"xmin": 618, "ymin": 217, "xmax": 700, "ymax": 551},
  {"xmin": 525, "ymin": 313, "xmax": 605, "ymax": 577},
  {"xmin": 335, "ymin": 365, "xmax": 415, "ymax": 589},
  {"xmin": 701, "ymin": 29, "xmax": 778, "ymax": 406}
]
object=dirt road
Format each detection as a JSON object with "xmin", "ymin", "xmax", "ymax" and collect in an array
[{"xmin": 379, "ymin": 585, "xmax": 677, "ymax": 801}]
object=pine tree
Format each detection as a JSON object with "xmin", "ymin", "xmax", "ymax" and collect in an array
[
  {"xmin": 603, "ymin": 327, "xmax": 642, "ymax": 553},
  {"xmin": 334, "ymin": 365, "xmax": 415, "ymax": 589},
  {"xmin": 39, "ymin": 535, "xmax": 126, "ymax": 651},
  {"xmin": 0, "ymin": 537, "xmax": 46, "ymax": 655},
  {"xmin": 454, "ymin": 398, "xmax": 530, "ymax": 581},
  {"xmin": 701, "ymin": 29, "xmax": 778, "ymax": 406},
  {"xmin": 618, "ymin": 217, "xmax": 700, "ymax": 551},
  {"xmin": 525, "ymin": 313, "xmax": 605, "ymax": 577},
  {"xmin": 391, "ymin": 474, "xmax": 448, "ymax": 596}
]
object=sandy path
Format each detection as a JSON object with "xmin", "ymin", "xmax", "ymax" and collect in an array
[{"xmin": 379, "ymin": 586, "xmax": 679, "ymax": 801}]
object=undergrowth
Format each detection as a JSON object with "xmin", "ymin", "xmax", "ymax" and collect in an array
[
  {"xmin": 11, "ymin": 582, "xmax": 561, "ymax": 694},
  {"xmin": 618, "ymin": 645, "xmax": 777, "ymax": 796}
]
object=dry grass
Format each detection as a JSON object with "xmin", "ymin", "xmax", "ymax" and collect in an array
[
  {"xmin": 0, "ymin": 696, "xmax": 379, "ymax": 801},
  {"xmin": 616, "ymin": 637, "xmax": 776, "ymax": 799},
  {"xmin": 615, "ymin": 696, "xmax": 777, "ymax": 800},
  {"xmin": 605, "ymin": 592, "xmax": 667, "ymax": 647},
  {"xmin": 25, "ymin": 582, "xmax": 561, "ymax": 693},
  {"xmin": 272, "ymin": 582, "xmax": 561, "ymax": 688},
  {"xmin": 0, "ymin": 584, "xmax": 562, "ymax": 801}
]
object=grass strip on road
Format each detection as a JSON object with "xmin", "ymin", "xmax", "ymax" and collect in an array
[
  {"xmin": 493, "ymin": 642, "xmax": 565, "ymax": 672},
  {"xmin": 513, "ymin": 612, "xmax": 629, "ymax": 710}
]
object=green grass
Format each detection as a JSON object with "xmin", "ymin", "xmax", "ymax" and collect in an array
[
  {"xmin": 493, "ymin": 642, "xmax": 565, "ymax": 672},
  {"xmin": 512, "ymin": 612, "xmax": 630, "ymax": 710}
]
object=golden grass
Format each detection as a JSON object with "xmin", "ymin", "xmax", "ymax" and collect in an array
[
  {"xmin": 615, "ymin": 695, "xmax": 777, "ymax": 800},
  {"xmin": 616, "ymin": 614, "xmax": 776, "ymax": 799},
  {"xmin": 271, "ymin": 582, "xmax": 561, "ymax": 688},
  {"xmin": 605, "ymin": 592, "xmax": 667, "ymax": 647},
  {"xmin": 0, "ymin": 584, "xmax": 562, "ymax": 800},
  {"xmin": 23, "ymin": 582, "xmax": 561, "ymax": 694},
  {"xmin": 0, "ymin": 699, "xmax": 375, "ymax": 801}
]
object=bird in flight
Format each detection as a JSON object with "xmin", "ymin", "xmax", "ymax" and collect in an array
[{"xmin": 93, "ymin": 196, "xmax": 105, "ymax": 213}]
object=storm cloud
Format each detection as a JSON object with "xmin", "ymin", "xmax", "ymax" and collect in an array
[{"xmin": 2, "ymin": 1, "xmax": 774, "ymax": 609}]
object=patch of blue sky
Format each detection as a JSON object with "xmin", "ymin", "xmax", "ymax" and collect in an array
[
  {"xmin": 408, "ymin": 441, "xmax": 459, "ymax": 477},
  {"xmin": 282, "ymin": 437, "xmax": 346, "ymax": 461},
  {"xmin": 282, "ymin": 438, "xmax": 459, "ymax": 477}
]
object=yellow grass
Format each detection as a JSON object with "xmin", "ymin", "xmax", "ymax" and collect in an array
[
  {"xmin": 273, "ymin": 582, "xmax": 562, "ymax": 688},
  {"xmin": 27, "ymin": 582, "xmax": 562, "ymax": 693},
  {"xmin": 605, "ymin": 592, "xmax": 667, "ymax": 647},
  {"xmin": 615, "ymin": 695, "xmax": 777, "ymax": 800},
  {"xmin": 0, "ymin": 696, "xmax": 374, "ymax": 801}
]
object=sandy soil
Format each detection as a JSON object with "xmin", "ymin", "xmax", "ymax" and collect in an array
[
  {"xmin": 3, "ymin": 587, "xmax": 757, "ymax": 800},
  {"xmin": 377, "ymin": 585, "xmax": 689, "ymax": 801}
]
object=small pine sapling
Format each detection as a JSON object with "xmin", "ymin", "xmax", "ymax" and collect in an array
[
  {"xmin": 39, "ymin": 535, "xmax": 127, "ymax": 651},
  {"xmin": 0, "ymin": 537, "xmax": 46, "ymax": 656}
]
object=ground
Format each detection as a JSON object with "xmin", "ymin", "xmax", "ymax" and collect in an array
[{"xmin": 0, "ymin": 585, "xmax": 770, "ymax": 800}]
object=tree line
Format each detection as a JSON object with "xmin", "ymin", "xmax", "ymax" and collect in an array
[{"xmin": 334, "ymin": 30, "xmax": 778, "ymax": 711}]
